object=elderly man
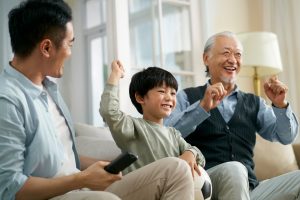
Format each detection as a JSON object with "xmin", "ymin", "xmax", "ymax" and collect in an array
[{"xmin": 165, "ymin": 31, "xmax": 300, "ymax": 200}]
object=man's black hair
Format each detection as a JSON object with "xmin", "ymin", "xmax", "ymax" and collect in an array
[
  {"xmin": 8, "ymin": 0, "xmax": 72, "ymax": 58},
  {"xmin": 129, "ymin": 67, "xmax": 178, "ymax": 114}
]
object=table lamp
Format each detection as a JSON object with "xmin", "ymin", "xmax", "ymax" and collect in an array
[{"xmin": 237, "ymin": 32, "xmax": 283, "ymax": 95}]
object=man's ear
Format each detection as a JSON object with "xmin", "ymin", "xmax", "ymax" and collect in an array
[
  {"xmin": 40, "ymin": 39, "xmax": 52, "ymax": 58},
  {"xmin": 203, "ymin": 52, "xmax": 209, "ymax": 66},
  {"xmin": 135, "ymin": 93, "xmax": 144, "ymax": 104}
]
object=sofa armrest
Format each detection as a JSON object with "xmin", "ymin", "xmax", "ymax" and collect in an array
[{"xmin": 292, "ymin": 143, "xmax": 300, "ymax": 166}]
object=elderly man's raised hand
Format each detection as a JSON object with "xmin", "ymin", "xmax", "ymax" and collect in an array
[
  {"xmin": 263, "ymin": 76, "xmax": 288, "ymax": 108},
  {"xmin": 200, "ymin": 82, "xmax": 227, "ymax": 112}
]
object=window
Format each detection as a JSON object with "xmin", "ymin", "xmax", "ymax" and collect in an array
[
  {"xmin": 129, "ymin": 0, "xmax": 195, "ymax": 90},
  {"xmin": 71, "ymin": 0, "xmax": 201, "ymax": 125},
  {"xmin": 85, "ymin": 0, "xmax": 107, "ymax": 126}
]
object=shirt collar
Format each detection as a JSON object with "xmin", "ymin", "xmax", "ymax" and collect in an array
[{"xmin": 4, "ymin": 63, "xmax": 58, "ymax": 99}]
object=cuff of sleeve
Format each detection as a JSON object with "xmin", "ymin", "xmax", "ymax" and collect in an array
[
  {"xmin": 272, "ymin": 102, "xmax": 290, "ymax": 114},
  {"xmin": 272, "ymin": 102, "xmax": 289, "ymax": 109},
  {"xmin": 186, "ymin": 148, "xmax": 206, "ymax": 167},
  {"xmin": 106, "ymin": 83, "xmax": 118, "ymax": 91},
  {"xmin": 185, "ymin": 149, "xmax": 197, "ymax": 158},
  {"xmin": 273, "ymin": 102, "xmax": 296, "ymax": 121}
]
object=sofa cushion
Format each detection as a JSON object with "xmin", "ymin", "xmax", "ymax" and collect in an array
[
  {"xmin": 253, "ymin": 134, "xmax": 299, "ymax": 180},
  {"xmin": 75, "ymin": 123, "xmax": 113, "ymax": 140},
  {"xmin": 74, "ymin": 123, "xmax": 121, "ymax": 161},
  {"xmin": 76, "ymin": 136, "xmax": 121, "ymax": 161}
]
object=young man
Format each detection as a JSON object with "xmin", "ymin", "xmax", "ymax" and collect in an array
[
  {"xmin": 100, "ymin": 61, "xmax": 208, "ymax": 198},
  {"xmin": 164, "ymin": 31, "xmax": 300, "ymax": 200},
  {"xmin": 0, "ymin": 1, "xmax": 195, "ymax": 200}
]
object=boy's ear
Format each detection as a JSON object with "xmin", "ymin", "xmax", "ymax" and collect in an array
[{"xmin": 135, "ymin": 93, "xmax": 144, "ymax": 104}]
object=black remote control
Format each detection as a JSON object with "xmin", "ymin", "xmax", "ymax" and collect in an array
[{"xmin": 104, "ymin": 152, "xmax": 138, "ymax": 174}]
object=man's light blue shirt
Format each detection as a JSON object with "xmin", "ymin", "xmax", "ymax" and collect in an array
[
  {"xmin": 164, "ymin": 83, "xmax": 299, "ymax": 144},
  {"xmin": 0, "ymin": 65, "xmax": 80, "ymax": 200}
]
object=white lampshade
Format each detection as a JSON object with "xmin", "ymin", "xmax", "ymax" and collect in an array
[{"xmin": 237, "ymin": 32, "xmax": 283, "ymax": 77}]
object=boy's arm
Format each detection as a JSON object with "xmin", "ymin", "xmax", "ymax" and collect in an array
[
  {"xmin": 174, "ymin": 129, "xmax": 206, "ymax": 167},
  {"xmin": 175, "ymin": 128, "xmax": 204, "ymax": 176},
  {"xmin": 99, "ymin": 60, "xmax": 136, "ymax": 146},
  {"xmin": 107, "ymin": 60, "xmax": 124, "ymax": 86}
]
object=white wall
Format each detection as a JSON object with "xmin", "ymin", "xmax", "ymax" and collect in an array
[
  {"xmin": 200, "ymin": 0, "xmax": 263, "ymax": 93},
  {"xmin": 59, "ymin": 0, "xmax": 89, "ymax": 124},
  {"xmin": 0, "ymin": 0, "xmax": 21, "ymax": 71},
  {"xmin": 201, "ymin": 0, "xmax": 262, "ymax": 35}
]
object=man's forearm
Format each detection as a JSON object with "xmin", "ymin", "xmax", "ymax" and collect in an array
[
  {"xmin": 80, "ymin": 155, "xmax": 99, "ymax": 170},
  {"xmin": 15, "ymin": 173, "xmax": 84, "ymax": 200}
]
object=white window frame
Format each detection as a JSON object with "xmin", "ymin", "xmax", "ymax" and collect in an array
[
  {"xmin": 84, "ymin": 0, "xmax": 109, "ymax": 126},
  {"xmin": 127, "ymin": 0, "xmax": 203, "ymax": 81}
]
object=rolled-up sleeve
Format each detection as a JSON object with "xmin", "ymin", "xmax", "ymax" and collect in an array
[
  {"xmin": 257, "ymin": 98, "xmax": 299, "ymax": 144},
  {"xmin": 0, "ymin": 98, "xmax": 28, "ymax": 200},
  {"xmin": 164, "ymin": 90, "xmax": 210, "ymax": 138}
]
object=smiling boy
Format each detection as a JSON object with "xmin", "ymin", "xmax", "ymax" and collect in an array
[{"xmin": 100, "ymin": 61, "xmax": 207, "ymax": 192}]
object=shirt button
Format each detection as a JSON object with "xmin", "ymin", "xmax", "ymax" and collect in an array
[
  {"xmin": 226, "ymin": 125, "xmax": 230, "ymax": 130},
  {"xmin": 231, "ymin": 154, "xmax": 235, "ymax": 159}
]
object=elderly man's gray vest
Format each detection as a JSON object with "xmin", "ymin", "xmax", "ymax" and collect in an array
[{"xmin": 184, "ymin": 85, "xmax": 260, "ymax": 190}]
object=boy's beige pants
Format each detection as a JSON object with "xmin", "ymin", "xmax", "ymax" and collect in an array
[{"xmin": 50, "ymin": 157, "xmax": 194, "ymax": 200}]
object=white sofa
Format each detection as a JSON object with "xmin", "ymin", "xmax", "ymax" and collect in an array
[
  {"xmin": 75, "ymin": 123, "xmax": 300, "ymax": 200},
  {"xmin": 74, "ymin": 123, "xmax": 300, "ymax": 181}
]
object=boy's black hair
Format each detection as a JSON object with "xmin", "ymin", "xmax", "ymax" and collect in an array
[
  {"xmin": 129, "ymin": 67, "xmax": 178, "ymax": 114},
  {"xmin": 8, "ymin": 0, "xmax": 72, "ymax": 58}
]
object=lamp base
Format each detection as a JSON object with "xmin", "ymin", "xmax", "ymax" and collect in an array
[{"xmin": 254, "ymin": 67, "xmax": 261, "ymax": 96}]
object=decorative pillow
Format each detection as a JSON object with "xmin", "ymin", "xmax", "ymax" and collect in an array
[
  {"xmin": 74, "ymin": 123, "xmax": 121, "ymax": 161},
  {"xmin": 253, "ymin": 134, "xmax": 299, "ymax": 180},
  {"xmin": 74, "ymin": 123, "xmax": 113, "ymax": 140},
  {"xmin": 76, "ymin": 136, "xmax": 121, "ymax": 161}
]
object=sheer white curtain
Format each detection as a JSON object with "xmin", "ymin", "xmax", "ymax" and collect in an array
[{"xmin": 262, "ymin": 0, "xmax": 300, "ymax": 124}]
